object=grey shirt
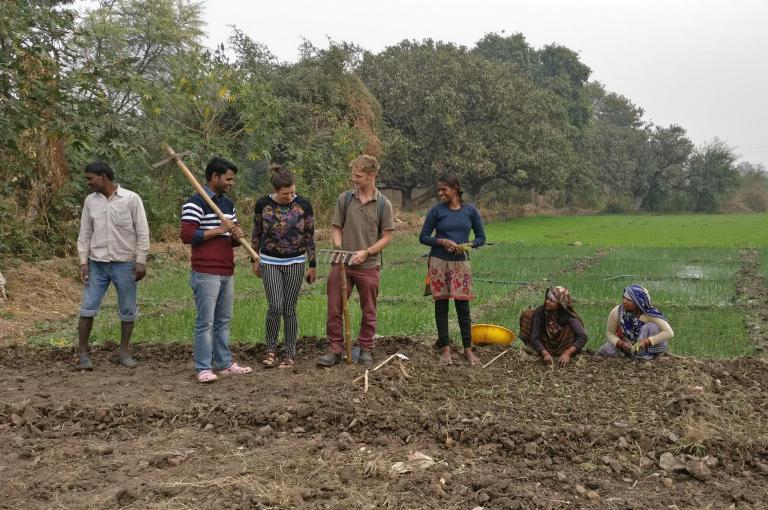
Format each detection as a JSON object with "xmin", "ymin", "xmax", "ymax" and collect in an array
[{"xmin": 77, "ymin": 185, "xmax": 150, "ymax": 265}]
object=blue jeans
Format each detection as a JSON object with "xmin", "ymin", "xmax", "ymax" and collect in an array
[
  {"xmin": 190, "ymin": 271, "xmax": 234, "ymax": 372},
  {"xmin": 79, "ymin": 260, "xmax": 137, "ymax": 321}
]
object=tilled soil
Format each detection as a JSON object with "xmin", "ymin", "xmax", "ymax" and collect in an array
[{"xmin": 1, "ymin": 338, "xmax": 767, "ymax": 509}]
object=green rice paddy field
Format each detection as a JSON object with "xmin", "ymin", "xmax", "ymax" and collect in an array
[{"xmin": 35, "ymin": 213, "xmax": 768, "ymax": 357}]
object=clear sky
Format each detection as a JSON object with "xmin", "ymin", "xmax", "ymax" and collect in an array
[{"xmin": 203, "ymin": 0, "xmax": 767, "ymax": 168}]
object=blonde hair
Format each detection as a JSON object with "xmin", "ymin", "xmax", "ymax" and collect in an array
[{"xmin": 349, "ymin": 154, "xmax": 380, "ymax": 175}]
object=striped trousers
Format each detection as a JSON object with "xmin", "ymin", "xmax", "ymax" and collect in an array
[{"xmin": 261, "ymin": 262, "xmax": 305, "ymax": 358}]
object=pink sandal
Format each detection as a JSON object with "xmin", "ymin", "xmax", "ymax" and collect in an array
[
  {"xmin": 218, "ymin": 362, "xmax": 252, "ymax": 377},
  {"xmin": 196, "ymin": 370, "xmax": 218, "ymax": 383}
]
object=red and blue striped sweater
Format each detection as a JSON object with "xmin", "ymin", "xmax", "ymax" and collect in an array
[{"xmin": 180, "ymin": 187, "xmax": 240, "ymax": 276}]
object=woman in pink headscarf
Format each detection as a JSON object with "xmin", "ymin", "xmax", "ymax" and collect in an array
[{"xmin": 519, "ymin": 286, "xmax": 588, "ymax": 367}]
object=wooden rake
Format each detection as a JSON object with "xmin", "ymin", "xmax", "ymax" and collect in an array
[{"xmin": 319, "ymin": 248, "xmax": 357, "ymax": 365}]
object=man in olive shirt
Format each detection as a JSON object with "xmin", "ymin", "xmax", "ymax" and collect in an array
[
  {"xmin": 318, "ymin": 155, "xmax": 395, "ymax": 368},
  {"xmin": 76, "ymin": 161, "xmax": 150, "ymax": 370}
]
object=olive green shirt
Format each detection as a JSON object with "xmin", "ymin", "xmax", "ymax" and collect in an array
[{"xmin": 331, "ymin": 188, "xmax": 394, "ymax": 269}]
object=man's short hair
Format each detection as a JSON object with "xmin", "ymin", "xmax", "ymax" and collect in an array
[
  {"xmin": 205, "ymin": 157, "xmax": 238, "ymax": 181},
  {"xmin": 349, "ymin": 154, "xmax": 380, "ymax": 175},
  {"xmin": 85, "ymin": 161, "xmax": 114, "ymax": 181}
]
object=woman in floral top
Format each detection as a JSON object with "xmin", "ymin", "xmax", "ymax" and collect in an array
[{"xmin": 251, "ymin": 165, "xmax": 316, "ymax": 368}]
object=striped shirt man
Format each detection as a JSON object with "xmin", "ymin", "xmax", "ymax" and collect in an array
[{"xmin": 180, "ymin": 186, "xmax": 239, "ymax": 276}]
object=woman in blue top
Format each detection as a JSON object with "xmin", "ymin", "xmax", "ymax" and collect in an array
[{"xmin": 419, "ymin": 175, "xmax": 486, "ymax": 365}]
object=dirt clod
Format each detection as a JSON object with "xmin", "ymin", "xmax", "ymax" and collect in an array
[
  {"xmin": 1, "ymin": 338, "xmax": 767, "ymax": 509},
  {"xmin": 659, "ymin": 452, "xmax": 686, "ymax": 471}
]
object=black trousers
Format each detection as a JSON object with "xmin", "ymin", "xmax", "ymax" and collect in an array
[{"xmin": 435, "ymin": 299, "xmax": 472, "ymax": 349}]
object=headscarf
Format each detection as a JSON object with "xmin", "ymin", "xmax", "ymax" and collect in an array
[
  {"xmin": 545, "ymin": 286, "xmax": 578, "ymax": 316},
  {"xmin": 618, "ymin": 284, "xmax": 668, "ymax": 341},
  {"xmin": 544, "ymin": 286, "xmax": 581, "ymax": 339}
]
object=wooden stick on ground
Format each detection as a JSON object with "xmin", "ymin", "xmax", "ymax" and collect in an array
[
  {"xmin": 352, "ymin": 353, "xmax": 401, "ymax": 383},
  {"xmin": 482, "ymin": 349, "xmax": 509, "ymax": 369},
  {"xmin": 161, "ymin": 143, "xmax": 259, "ymax": 262},
  {"xmin": 666, "ymin": 352, "xmax": 705, "ymax": 365},
  {"xmin": 369, "ymin": 353, "xmax": 400, "ymax": 372},
  {"xmin": 363, "ymin": 369, "xmax": 369, "ymax": 394}
]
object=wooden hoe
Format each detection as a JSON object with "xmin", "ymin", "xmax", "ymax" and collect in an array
[{"xmin": 153, "ymin": 143, "xmax": 260, "ymax": 263}]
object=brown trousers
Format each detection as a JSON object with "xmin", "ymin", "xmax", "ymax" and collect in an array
[{"xmin": 326, "ymin": 264, "xmax": 381, "ymax": 353}]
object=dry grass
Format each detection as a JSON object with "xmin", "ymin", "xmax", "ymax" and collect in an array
[{"xmin": 0, "ymin": 259, "xmax": 80, "ymax": 343}]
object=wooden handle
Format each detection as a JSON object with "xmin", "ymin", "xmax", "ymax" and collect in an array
[
  {"xmin": 340, "ymin": 263, "xmax": 353, "ymax": 365},
  {"xmin": 482, "ymin": 349, "xmax": 509, "ymax": 369},
  {"xmin": 352, "ymin": 353, "xmax": 398, "ymax": 382},
  {"xmin": 163, "ymin": 143, "xmax": 259, "ymax": 262}
]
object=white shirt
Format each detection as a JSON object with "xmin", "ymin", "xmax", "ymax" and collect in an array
[{"xmin": 77, "ymin": 185, "xmax": 150, "ymax": 265}]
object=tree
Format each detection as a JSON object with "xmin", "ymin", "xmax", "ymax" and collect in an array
[
  {"xmin": 0, "ymin": 0, "xmax": 77, "ymax": 254},
  {"xmin": 634, "ymin": 125, "xmax": 693, "ymax": 211},
  {"xmin": 472, "ymin": 34, "xmax": 594, "ymax": 205},
  {"xmin": 359, "ymin": 40, "xmax": 573, "ymax": 206},
  {"xmin": 70, "ymin": 0, "xmax": 205, "ymax": 159},
  {"xmin": 235, "ymin": 39, "xmax": 382, "ymax": 212},
  {"xmin": 73, "ymin": 0, "xmax": 204, "ymax": 115},
  {"xmin": 587, "ymin": 82, "xmax": 644, "ymax": 129},
  {"xmin": 572, "ymin": 82, "xmax": 647, "ymax": 207},
  {"xmin": 731, "ymin": 162, "xmax": 768, "ymax": 212},
  {"xmin": 473, "ymin": 35, "xmax": 593, "ymax": 132},
  {"xmin": 535, "ymin": 44, "xmax": 592, "ymax": 129},
  {"xmin": 473, "ymin": 32, "xmax": 536, "ymax": 78},
  {"xmin": 685, "ymin": 139, "xmax": 739, "ymax": 212}
]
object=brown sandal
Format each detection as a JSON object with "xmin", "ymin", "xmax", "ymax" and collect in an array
[
  {"xmin": 278, "ymin": 358, "xmax": 295, "ymax": 369},
  {"xmin": 262, "ymin": 352, "xmax": 277, "ymax": 368}
]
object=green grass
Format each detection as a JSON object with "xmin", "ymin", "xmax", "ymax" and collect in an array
[
  {"xmin": 29, "ymin": 213, "xmax": 768, "ymax": 357},
  {"xmin": 485, "ymin": 213, "xmax": 768, "ymax": 248},
  {"xmin": 556, "ymin": 248, "xmax": 739, "ymax": 307}
]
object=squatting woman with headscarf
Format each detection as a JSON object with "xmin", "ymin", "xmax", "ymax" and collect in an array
[
  {"xmin": 597, "ymin": 284, "xmax": 674, "ymax": 360},
  {"xmin": 519, "ymin": 286, "xmax": 588, "ymax": 367},
  {"xmin": 419, "ymin": 175, "xmax": 486, "ymax": 366}
]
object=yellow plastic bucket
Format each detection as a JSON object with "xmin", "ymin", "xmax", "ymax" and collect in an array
[{"xmin": 471, "ymin": 323, "xmax": 516, "ymax": 346}]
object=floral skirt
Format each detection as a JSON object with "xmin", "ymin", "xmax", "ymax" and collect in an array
[{"xmin": 427, "ymin": 257, "xmax": 474, "ymax": 300}]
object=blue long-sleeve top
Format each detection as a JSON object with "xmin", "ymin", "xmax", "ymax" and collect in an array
[{"xmin": 419, "ymin": 202, "xmax": 486, "ymax": 261}]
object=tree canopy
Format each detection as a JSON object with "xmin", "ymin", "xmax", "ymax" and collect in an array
[{"xmin": 0, "ymin": 4, "xmax": 751, "ymax": 259}]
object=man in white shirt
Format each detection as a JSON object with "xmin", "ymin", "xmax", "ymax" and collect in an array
[{"xmin": 76, "ymin": 161, "xmax": 150, "ymax": 369}]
